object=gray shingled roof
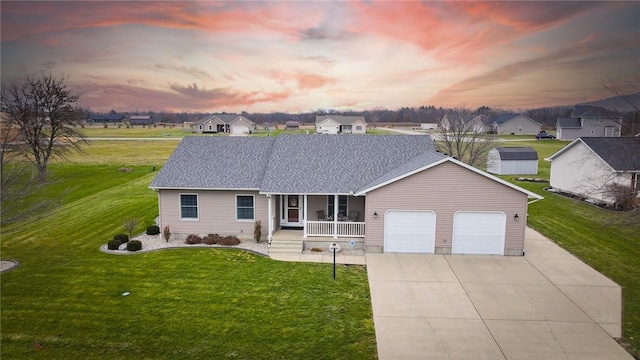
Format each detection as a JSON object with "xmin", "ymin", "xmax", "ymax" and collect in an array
[
  {"xmin": 149, "ymin": 136, "xmax": 274, "ymax": 189},
  {"xmin": 261, "ymin": 135, "xmax": 437, "ymax": 193},
  {"xmin": 484, "ymin": 114, "xmax": 518, "ymax": 125},
  {"xmin": 151, "ymin": 135, "xmax": 442, "ymax": 193},
  {"xmin": 315, "ymin": 115, "xmax": 366, "ymax": 125},
  {"xmin": 572, "ymin": 105, "xmax": 618, "ymax": 118},
  {"xmin": 494, "ymin": 147, "xmax": 538, "ymax": 160},
  {"xmin": 557, "ymin": 117, "xmax": 582, "ymax": 128},
  {"xmin": 580, "ymin": 137, "xmax": 640, "ymax": 171}
]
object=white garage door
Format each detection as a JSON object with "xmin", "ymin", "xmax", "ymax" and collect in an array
[
  {"xmin": 231, "ymin": 125, "xmax": 247, "ymax": 134},
  {"xmin": 452, "ymin": 212, "xmax": 506, "ymax": 255},
  {"xmin": 384, "ymin": 210, "xmax": 435, "ymax": 253}
]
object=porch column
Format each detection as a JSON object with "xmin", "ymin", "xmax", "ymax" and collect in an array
[
  {"xmin": 267, "ymin": 194, "xmax": 273, "ymax": 244},
  {"xmin": 333, "ymin": 194, "xmax": 338, "ymax": 238},
  {"xmin": 303, "ymin": 194, "xmax": 308, "ymax": 238}
]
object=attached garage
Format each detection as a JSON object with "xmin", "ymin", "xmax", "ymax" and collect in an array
[
  {"xmin": 452, "ymin": 212, "xmax": 506, "ymax": 255},
  {"xmin": 384, "ymin": 210, "xmax": 435, "ymax": 253}
]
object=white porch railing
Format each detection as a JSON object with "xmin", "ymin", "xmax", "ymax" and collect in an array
[{"xmin": 306, "ymin": 221, "xmax": 365, "ymax": 238}]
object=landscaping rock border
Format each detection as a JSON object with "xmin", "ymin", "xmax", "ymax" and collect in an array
[
  {"xmin": 0, "ymin": 259, "xmax": 20, "ymax": 273},
  {"xmin": 100, "ymin": 234, "xmax": 269, "ymax": 256}
]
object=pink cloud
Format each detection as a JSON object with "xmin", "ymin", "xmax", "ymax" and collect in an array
[{"xmin": 77, "ymin": 79, "xmax": 291, "ymax": 112}]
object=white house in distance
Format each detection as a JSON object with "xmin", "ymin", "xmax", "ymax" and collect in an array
[
  {"xmin": 440, "ymin": 114, "xmax": 487, "ymax": 133},
  {"xmin": 315, "ymin": 115, "xmax": 367, "ymax": 134},
  {"xmin": 483, "ymin": 114, "xmax": 541, "ymax": 135},
  {"xmin": 546, "ymin": 137, "xmax": 640, "ymax": 205},
  {"xmin": 556, "ymin": 106, "xmax": 622, "ymax": 140},
  {"xmin": 193, "ymin": 114, "xmax": 256, "ymax": 135},
  {"xmin": 487, "ymin": 147, "xmax": 538, "ymax": 175}
]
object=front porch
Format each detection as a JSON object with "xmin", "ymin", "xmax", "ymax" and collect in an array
[{"xmin": 266, "ymin": 194, "xmax": 367, "ymax": 242}]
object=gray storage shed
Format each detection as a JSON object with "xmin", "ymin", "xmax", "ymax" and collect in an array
[{"xmin": 487, "ymin": 147, "xmax": 538, "ymax": 175}]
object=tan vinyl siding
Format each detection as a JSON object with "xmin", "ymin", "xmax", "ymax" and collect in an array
[
  {"xmin": 365, "ymin": 162, "xmax": 527, "ymax": 253},
  {"xmin": 158, "ymin": 190, "xmax": 267, "ymax": 237},
  {"xmin": 497, "ymin": 116, "xmax": 541, "ymax": 135}
]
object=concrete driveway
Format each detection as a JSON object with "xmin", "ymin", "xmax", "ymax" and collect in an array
[{"xmin": 366, "ymin": 228, "xmax": 632, "ymax": 359}]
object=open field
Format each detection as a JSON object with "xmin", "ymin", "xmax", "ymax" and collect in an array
[{"xmin": 2, "ymin": 136, "xmax": 638, "ymax": 358}]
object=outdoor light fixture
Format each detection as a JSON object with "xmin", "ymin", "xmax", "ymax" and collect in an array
[
  {"xmin": 373, "ymin": 211, "xmax": 378, "ymax": 219},
  {"xmin": 514, "ymin": 213, "xmax": 519, "ymax": 221}
]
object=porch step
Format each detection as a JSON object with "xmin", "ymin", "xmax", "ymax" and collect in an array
[{"xmin": 269, "ymin": 239, "xmax": 303, "ymax": 255}]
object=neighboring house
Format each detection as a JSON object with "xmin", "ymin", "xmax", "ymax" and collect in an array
[
  {"xmin": 487, "ymin": 147, "xmax": 538, "ymax": 175},
  {"xmin": 87, "ymin": 113, "xmax": 125, "ymax": 123},
  {"xmin": 129, "ymin": 115, "xmax": 153, "ymax": 125},
  {"xmin": 556, "ymin": 106, "xmax": 622, "ymax": 140},
  {"xmin": 440, "ymin": 114, "xmax": 487, "ymax": 133},
  {"xmin": 285, "ymin": 121, "xmax": 300, "ymax": 130},
  {"xmin": 483, "ymin": 114, "xmax": 541, "ymax": 135},
  {"xmin": 193, "ymin": 114, "xmax": 256, "ymax": 134},
  {"xmin": 150, "ymin": 135, "xmax": 542, "ymax": 256},
  {"xmin": 546, "ymin": 137, "xmax": 640, "ymax": 205},
  {"xmin": 315, "ymin": 115, "xmax": 367, "ymax": 134},
  {"xmin": 420, "ymin": 123, "xmax": 438, "ymax": 130}
]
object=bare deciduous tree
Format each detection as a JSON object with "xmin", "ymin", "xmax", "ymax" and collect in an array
[
  {"xmin": 436, "ymin": 108, "xmax": 496, "ymax": 167},
  {"xmin": 1, "ymin": 71, "xmax": 86, "ymax": 182}
]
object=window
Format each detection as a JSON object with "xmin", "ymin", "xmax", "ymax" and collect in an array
[
  {"xmin": 633, "ymin": 173, "xmax": 640, "ymax": 191},
  {"xmin": 328, "ymin": 195, "xmax": 348, "ymax": 217},
  {"xmin": 356, "ymin": 126, "xmax": 362, "ymax": 131},
  {"xmin": 180, "ymin": 194, "xmax": 198, "ymax": 220},
  {"xmin": 236, "ymin": 195, "xmax": 254, "ymax": 221}
]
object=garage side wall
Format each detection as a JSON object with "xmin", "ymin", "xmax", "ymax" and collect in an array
[{"xmin": 365, "ymin": 162, "xmax": 528, "ymax": 255}]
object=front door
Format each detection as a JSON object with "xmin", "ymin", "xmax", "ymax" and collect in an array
[{"xmin": 281, "ymin": 195, "xmax": 303, "ymax": 227}]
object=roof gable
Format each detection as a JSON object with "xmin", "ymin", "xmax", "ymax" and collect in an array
[
  {"xmin": 315, "ymin": 115, "xmax": 366, "ymax": 125},
  {"xmin": 547, "ymin": 137, "xmax": 640, "ymax": 171}
]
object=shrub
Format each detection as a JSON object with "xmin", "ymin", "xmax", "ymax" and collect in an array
[
  {"xmin": 108, "ymin": 239, "xmax": 122, "ymax": 250},
  {"xmin": 217, "ymin": 236, "xmax": 240, "ymax": 246},
  {"xmin": 203, "ymin": 234, "xmax": 220, "ymax": 245},
  {"xmin": 146, "ymin": 225, "xmax": 160, "ymax": 235},
  {"xmin": 254, "ymin": 220, "xmax": 262, "ymax": 243},
  {"xmin": 185, "ymin": 234, "xmax": 202, "ymax": 244},
  {"xmin": 163, "ymin": 225, "xmax": 171, "ymax": 243},
  {"xmin": 113, "ymin": 234, "xmax": 129, "ymax": 243},
  {"xmin": 127, "ymin": 240, "xmax": 142, "ymax": 251}
]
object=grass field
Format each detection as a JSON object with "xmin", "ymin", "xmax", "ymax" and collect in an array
[
  {"xmin": 2, "ymin": 135, "xmax": 639, "ymax": 358},
  {"xmin": 0, "ymin": 144, "xmax": 376, "ymax": 359}
]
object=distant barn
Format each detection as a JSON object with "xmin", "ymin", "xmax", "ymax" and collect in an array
[
  {"xmin": 129, "ymin": 115, "xmax": 153, "ymax": 125},
  {"xmin": 487, "ymin": 147, "xmax": 538, "ymax": 175},
  {"xmin": 285, "ymin": 121, "xmax": 300, "ymax": 130}
]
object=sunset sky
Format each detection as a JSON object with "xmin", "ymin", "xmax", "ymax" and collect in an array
[{"xmin": 2, "ymin": 1, "xmax": 639, "ymax": 113}]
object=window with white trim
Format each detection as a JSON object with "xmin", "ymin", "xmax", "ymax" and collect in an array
[
  {"xmin": 328, "ymin": 195, "xmax": 348, "ymax": 217},
  {"xmin": 180, "ymin": 194, "xmax": 198, "ymax": 219},
  {"xmin": 633, "ymin": 173, "xmax": 640, "ymax": 191},
  {"xmin": 356, "ymin": 125, "xmax": 362, "ymax": 131},
  {"xmin": 236, "ymin": 195, "xmax": 255, "ymax": 220}
]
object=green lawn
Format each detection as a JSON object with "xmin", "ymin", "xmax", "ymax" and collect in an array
[
  {"xmin": 3, "ymin": 136, "xmax": 639, "ymax": 358},
  {"xmin": 80, "ymin": 125, "xmax": 193, "ymax": 138},
  {"xmin": 1, "ymin": 147, "xmax": 376, "ymax": 359}
]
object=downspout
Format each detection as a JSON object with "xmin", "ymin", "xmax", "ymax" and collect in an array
[
  {"xmin": 333, "ymin": 194, "xmax": 338, "ymax": 239},
  {"xmin": 267, "ymin": 194, "xmax": 273, "ymax": 245},
  {"xmin": 303, "ymin": 194, "xmax": 308, "ymax": 238}
]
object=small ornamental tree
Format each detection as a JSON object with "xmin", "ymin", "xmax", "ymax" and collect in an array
[{"xmin": 123, "ymin": 217, "xmax": 138, "ymax": 239}]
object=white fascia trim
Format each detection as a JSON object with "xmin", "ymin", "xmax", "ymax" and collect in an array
[
  {"xmin": 355, "ymin": 157, "xmax": 543, "ymax": 199},
  {"xmin": 354, "ymin": 157, "xmax": 450, "ymax": 196},
  {"xmin": 545, "ymin": 138, "xmax": 616, "ymax": 172},
  {"xmin": 259, "ymin": 192, "xmax": 353, "ymax": 196},
  {"xmin": 149, "ymin": 186, "xmax": 261, "ymax": 191}
]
